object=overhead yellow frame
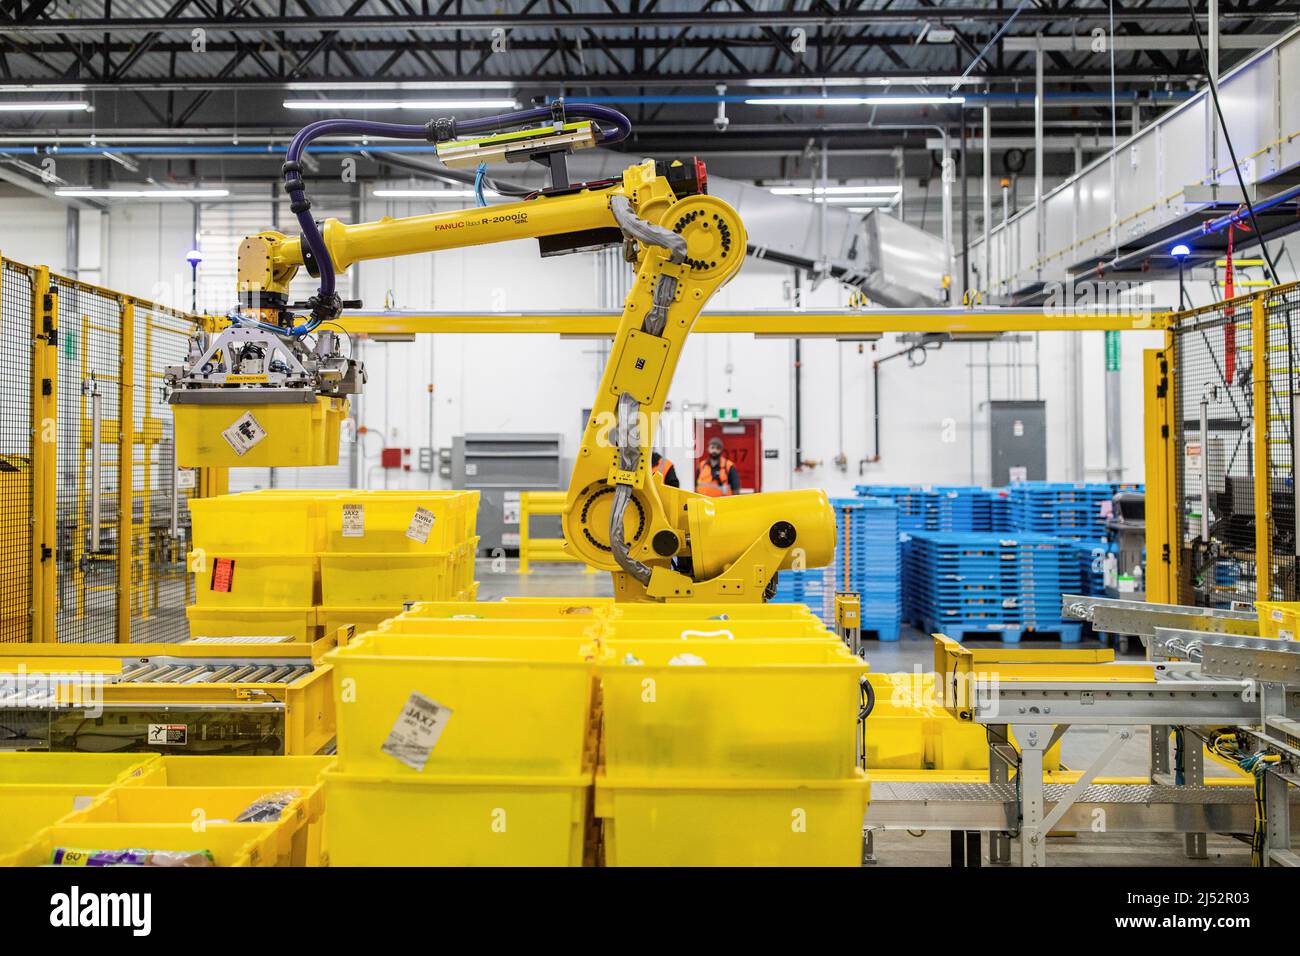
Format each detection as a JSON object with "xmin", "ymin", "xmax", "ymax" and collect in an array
[{"xmin": 335, "ymin": 308, "xmax": 1167, "ymax": 337}]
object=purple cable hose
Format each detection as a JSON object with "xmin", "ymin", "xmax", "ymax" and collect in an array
[{"xmin": 281, "ymin": 104, "xmax": 631, "ymax": 331}]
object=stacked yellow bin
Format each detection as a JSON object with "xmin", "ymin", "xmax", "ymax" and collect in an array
[
  {"xmin": 0, "ymin": 754, "xmax": 332, "ymax": 867},
  {"xmin": 321, "ymin": 600, "xmax": 605, "ymax": 866},
  {"xmin": 595, "ymin": 605, "xmax": 871, "ymax": 866},
  {"xmin": 0, "ymin": 754, "xmax": 158, "ymax": 866},
  {"xmin": 186, "ymin": 489, "xmax": 480, "ymax": 640},
  {"xmin": 1255, "ymin": 601, "xmax": 1300, "ymax": 639}
]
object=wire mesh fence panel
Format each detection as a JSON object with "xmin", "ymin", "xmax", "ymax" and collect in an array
[
  {"xmin": 55, "ymin": 283, "xmax": 122, "ymax": 643},
  {"xmin": 0, "ymin": 263, "xmax": 33, "ymax": 642},
  {"xmin": 1171, "ymin": 303, "xmax": 1257, "ymax": 606},
  {"xmin": 131, "ymin": 304, "xmax": 198, "ymax": 643},
  {"xmin": 1266, "ymin": 287, "xmax": 1300, "ymax": 602}
]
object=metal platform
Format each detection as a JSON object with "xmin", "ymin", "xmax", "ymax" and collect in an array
[{"xmin": 865, "ymin": 781, "xmax": 1296, "ymax": 834}]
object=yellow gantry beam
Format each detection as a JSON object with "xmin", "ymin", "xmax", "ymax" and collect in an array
[{"xmin": 334, "ymin": 308, "xmax": 1167, "ymax": 337}]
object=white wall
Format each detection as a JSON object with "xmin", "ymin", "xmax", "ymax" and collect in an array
[
  {"xmin": 2, "ymin": 189, "xmax": 1193, "ymax": 495},
  {"xmin": 353, "ymin": 238, "xmax": 1166, "ymax": 497},
  {"xmin": 0, "ymin": 188, "xmax": 69, "ymax": 272}
]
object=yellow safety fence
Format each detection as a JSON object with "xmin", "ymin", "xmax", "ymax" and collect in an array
[
  {"xmin": 517, "ymin": 490, "xmax": 595, "ymax": 573},
  {"xmin": 0, "ymin": 253, "xmax": 224, "ymax": 643}
]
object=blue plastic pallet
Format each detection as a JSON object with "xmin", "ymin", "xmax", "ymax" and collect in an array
[{"xmin": 923, "ymin": 621, "xmax": 1085, "ymax": 643}]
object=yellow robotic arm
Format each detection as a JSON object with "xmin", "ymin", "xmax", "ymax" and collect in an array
[{"xmin": 209, "ymin": 111, "xmax": 834, "ymax": 603}]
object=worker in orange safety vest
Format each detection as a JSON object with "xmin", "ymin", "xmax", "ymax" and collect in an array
[
  {"xmin": 696, "ymin": 437, "xmax": 740, "ymax": 496},
  {"xmin": 650, "ymin": 451, "xmax": 679, "ymax": 487}
]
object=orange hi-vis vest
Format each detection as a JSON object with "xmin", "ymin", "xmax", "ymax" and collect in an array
[
  {"xmin": 653, "ymin": 456, "xmax": 674, "ymax": 479},
  {"xmin": 696, "ymin": 456, "xmax": 735, "ymax": 497}
]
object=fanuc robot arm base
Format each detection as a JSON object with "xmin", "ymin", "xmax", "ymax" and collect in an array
[{"xmin": 171, "ymin": 105, "xmax": 833, "ymax": 602}]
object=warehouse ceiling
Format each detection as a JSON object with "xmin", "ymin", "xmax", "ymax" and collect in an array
[{"xmin": 0, "ymin": 0, "xmax": 1296, "ymax": 189}]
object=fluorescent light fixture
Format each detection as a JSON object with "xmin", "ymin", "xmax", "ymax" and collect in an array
[
  {"xmin": 770, "ymin": 185, "xmax": 901, "ymax": 196},
  {"xmin": 744, "ymin": 95, "xmax": 964, "ymax": 106},
  {"xmin": 0, "ymin": 101, "xmax": 91, "ymax": 112},
  {"xmin": 55, "ymin": 187, "xmax": 230, "ymax": 198},
  {"xmin": 745, "ymin": 76, "xmax": 973, "ymax": 88},
  {"xmin": 285, "ymin": 81, "xmax": 514, "ymax": 92},
  {"xmin": 372, "ymin": 188, "xmax": 500, "ymax": 199},
  {"xmin": 284, "ymin": 99, "xmax": 517, "ymax": 111},
  {"xmin": 0, "ymin": 84, "xmax": 87, "ymax": 93},
  {"xmin": 815, "ymin": 196, "xmax": 895, "ymax": 204}
]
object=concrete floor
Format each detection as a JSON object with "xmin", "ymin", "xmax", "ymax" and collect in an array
[{"xmin": 480, "ymin": 558, "xmax": 1254, "ymax": 866}]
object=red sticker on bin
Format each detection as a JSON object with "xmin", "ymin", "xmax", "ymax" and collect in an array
[{"xmin": 210, "ymin": 558, "xmax": 236, "ymax": 593}]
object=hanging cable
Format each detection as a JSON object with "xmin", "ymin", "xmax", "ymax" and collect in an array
[
  {"xmin": 473, "ymin": 161, "xmax": 489, "ymax": 207},
  {"xmin": 1110, "ymin": 0, "xmax": 1119, "ymax": 261},
  {"xmin": 279, "ymin": 103, "xmax": 632, "ymax": 338},
  {"xmin": 949, "ymin": 0, "xmax": 1033, "ymax": 94},
  {"xmin": 1184, "ymin": 0, "xmax": 1280, "ymax": 283}
]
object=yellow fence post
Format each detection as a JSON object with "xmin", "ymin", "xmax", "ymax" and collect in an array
[
  {"xmin": 116, "ymin": 298, "xmax": 135, "ymax": 643},
  {"xmin": 518, "ymin": 493, "xmax": 531, "ymax": 574},
  {"xmin": 30, "ymin": 267, "xmax": 57, "ymax": 642},
  {"xmin": 1252, "ymin": 294, "xmax": 1271, "ymax": 602},
  {"xmin": 1143, "ymin": 346, "xmax": 1175, "ymax": 603},
  {"xmin": 517, "ymin": 491, "xmax": 595, "ymax": 573}
]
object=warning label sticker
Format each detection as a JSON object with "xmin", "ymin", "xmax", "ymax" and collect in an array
[
  {"xmin": 210, "ymin": 558, "xmax": 235, "ymax": 593},
  {"xmin": 221, "ymin": 411, "xmax": 268, "ymax": 456},
  {"xmin": 147, "ymin": 723, "xmax": 188, "ymax": 746},
  {"xmin": 342, "ymin": 504, "xmax": 365, "ymax": 538},
  {"xmin": 406, "ymin": 506, "xmax": 436, "ymax": 544},
  {"xmin": 381, "ymin": 692, "xmax": 452, "ymax": 771}
]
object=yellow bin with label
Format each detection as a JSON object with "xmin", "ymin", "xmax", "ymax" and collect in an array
[
  {"xmin": 174, "ymin": 396, "xmax": 346, "ymax": 468},
  {"xmin": 1256, "ymin": 601, "xmax": 1300, "ymax": 639},
  {"xmin": 326, "ymin": 634, "xmax": 602, "ymax": 777}
]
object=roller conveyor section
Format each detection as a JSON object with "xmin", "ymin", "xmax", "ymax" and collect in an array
[
  {"xmin": 1061, "ymin": 594, "xmax": 1259, "ymax": 638},
  {"xmin": 117, "ymin": 658, "xmax": 312, "ymax": 685},
  {"xmin": 865, "ymin": 782, "xmax": 1300, "ymax": 833}
]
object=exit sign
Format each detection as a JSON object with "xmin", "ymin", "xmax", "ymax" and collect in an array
[{"xmin": 717, "ymin": 408, "xmax": 739, "ymax": 421}]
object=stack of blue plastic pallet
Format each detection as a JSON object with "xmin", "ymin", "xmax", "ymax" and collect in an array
[
  {"xmin": 856, "ymin": 484, "xmax": 1014, "ymax": 533},
  {"xmin": 902, "ymin": 531, "xmax": 1083, "ymax": 642},
  {"xmin": 852, "ymin": 485, "xmax": 939, "ymax": 531},
  {"xmin": 827, "ymin": 497, "xmax": 901, "ymax": 640},
  {"xmin": 768, "ymin": 564, "xmax": 834, "ymax": 616},
  {"xmin": 988, "ymin": 490, "xmax": 1014, "ymax": 531},
  {"xmin": 1067, "ymin": 539, "xmax": 1108, "ymax": 595},
  {"xmin": 1009, "ymin": 482, "xmax": 1113, "ymax": 540},
  {"xmin": 931, "ymin": 486, "xmax": 992, "ymax": 531}
]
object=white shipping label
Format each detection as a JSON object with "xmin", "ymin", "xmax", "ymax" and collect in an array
[
  {"xmin": 1013, "ymin": 420, "xmax": 1024, "ymax": 437},
  {"xmin": 465, "ymin": 462, "xmax": 479, "ymax": 477},
  {"xmin": 406, "ymin": 506, "xmax": 436, "ymax": 543},
  {"xmin": 220, "ymin": 411, "xmax": 268, "ymax": 456},
  {"xmin": 341, "ymin": 504, "xmax": 365, "ymax": 538},
  {"xmin": 381, "ymin": 692, "xmax": 453, "ymax": 771},
  {"xmin": 176, "ymin": 468, "xmax": 197, "ymax": 490},
  {"xmin": 1008, "ymin": 466, "xmax": 1028, "ymax": 483},
  {"xmin": 502, "ymin": 491, "xmax": 521, "ymax": 525}
]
